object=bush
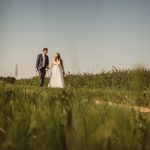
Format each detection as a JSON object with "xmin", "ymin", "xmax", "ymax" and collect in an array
[{"xmin": 0, "ymin": 77, "xmax": 16, "ymax": 84}]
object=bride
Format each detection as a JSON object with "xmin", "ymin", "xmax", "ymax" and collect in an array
[{"xmin": 48, "ymin": 53, "xmax": 65, "ymax": 88}]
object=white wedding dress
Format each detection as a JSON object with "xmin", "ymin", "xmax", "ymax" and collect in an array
[{"xmin": 48, "ymin": 61, "xmax": 65, "ymax": 88}]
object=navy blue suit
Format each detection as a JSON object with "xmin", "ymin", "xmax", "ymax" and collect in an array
[{"xmin": 36, "ymin": 54, "xmax": 49, "ymax": 87}]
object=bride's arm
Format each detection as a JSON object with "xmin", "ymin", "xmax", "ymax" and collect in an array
[
  {"xmin": 48, "ymin": 63, "xmax": 53, "ymax": 69},
  {"xmin": 48, "ymin": 60, "xmax": 54, "ymax": 69},
  {"xmin": 61, "ymin": 59, "xmax": 65, "ymax": 74}
]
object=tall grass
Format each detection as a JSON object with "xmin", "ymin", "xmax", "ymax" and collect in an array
[
  {"xmin": 13, "ymin": 68, "xmax": 150, "ymax": 106},
  {"xmin": 0, "ymin": 68, "xmax": 150, "ymax": 150}
]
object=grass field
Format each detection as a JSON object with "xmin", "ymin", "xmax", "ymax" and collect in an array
[{"xmin": 0, "ymin": 68, "xmax": 150, "ymax": 150}]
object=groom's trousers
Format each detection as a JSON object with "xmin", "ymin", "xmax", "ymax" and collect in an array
[{"xmin": 38, "ymin": 68, "xmax": 46, "ymax": 87}]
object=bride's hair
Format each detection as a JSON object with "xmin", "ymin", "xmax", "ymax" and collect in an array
[
  {"xmin": 54, "ymin": 53, "xmax": 62, "ymax": 61},
  {"xmin": 54, "ymin": 53, "xmax": 63, "ymax": 65},
  {"xmin": 55, "ymin": 53, "xmax": 60, "ymax": 61}
]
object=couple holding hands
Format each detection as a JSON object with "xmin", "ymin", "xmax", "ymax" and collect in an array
[{"xmin": 36, "ymin": 48, "xmax": 65, "ymax": 88}]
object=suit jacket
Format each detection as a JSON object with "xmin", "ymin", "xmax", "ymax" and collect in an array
[{"xmin": 36, "ymin": 54, "xmax": 49, "ymax": 70}]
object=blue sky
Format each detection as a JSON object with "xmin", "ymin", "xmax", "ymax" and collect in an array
[{"xmin": 0, "ymin": 0, "xmax": 150, "ymax": 78}]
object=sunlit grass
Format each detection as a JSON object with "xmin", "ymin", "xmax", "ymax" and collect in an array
[{"xmin": 0, "ymin": 68, "xmax": 150, "ymax": 150}]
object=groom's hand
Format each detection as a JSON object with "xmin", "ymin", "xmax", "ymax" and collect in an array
[{"xmin": 45, "ymin": 67, "xmax": 49, "ymax": 71}]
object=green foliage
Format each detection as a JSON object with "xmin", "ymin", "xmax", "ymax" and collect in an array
[
  {"xmin": 14, "ymin": 68, "xmax": 150, "ymax": 90},
  {"xmin": 64, "ymin": 68, "xmax": 150, "ymax": 90},
  {"xmin": 0, "ymin": 68, "xmax": 150, "ymax": 150},
  {"xmin": 0, "ymin": 77, "xmax": 16, "ymax": 84}
]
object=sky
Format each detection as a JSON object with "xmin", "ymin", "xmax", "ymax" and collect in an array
[{"xmin": 0, "ymin": 0, "xmax": 150, "ymax": 78}]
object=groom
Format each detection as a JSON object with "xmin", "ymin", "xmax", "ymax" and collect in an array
[{"xmin": 36, "ymin": 48, "xmax": 49, "ymax": 87}]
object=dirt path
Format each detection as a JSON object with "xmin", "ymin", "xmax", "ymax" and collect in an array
[{"xmin": 95, "ymin": 100, "xmax": 150, "ymax": 113}]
